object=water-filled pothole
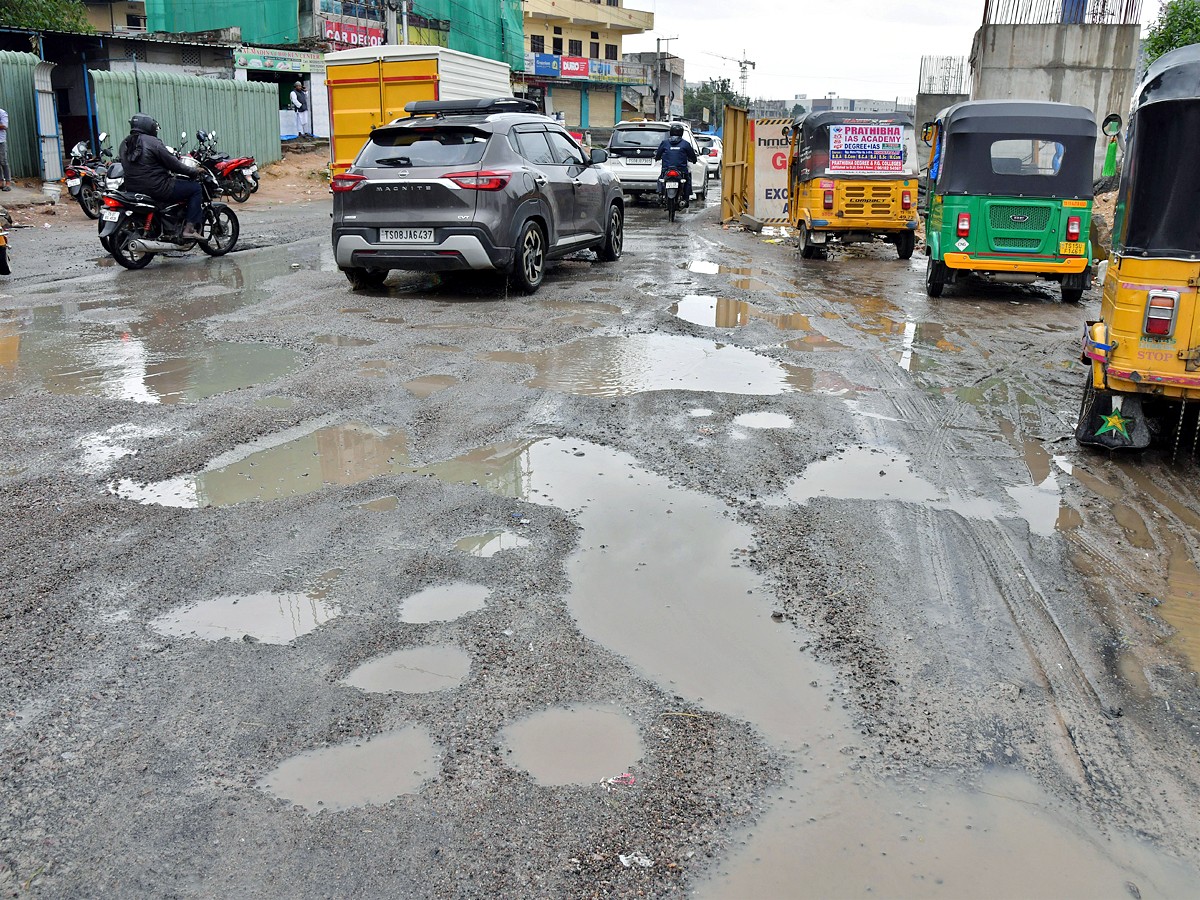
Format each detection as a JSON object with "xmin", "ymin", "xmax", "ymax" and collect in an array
[
  {"xmin": 398, "ymin": 583, "xmax": 491, "ymax": 623},
  {"xmin": 112, "ymin": 422, "xmax": 409, "ymax": 508},
  {"xmin": 671, "ymin": 295, "xmax": 811, "ymax": 331},
  {"xmin": 500, "ymin": 704, "xmax": 643, "ymax": 786},
  {"xmin": 258, "ymin": 726, "xmax": 439, "ymax": 812},
  {"xmin": 403, "ymin": 374, "xmax": 459, "ymax": 398},
  {"xmin": 454, "ymin": 530, "xmax": 531, "ymax": 557},
  {"xmin": 734, "ymin": 412, "xmax": 793, "ymax": 430},
  {"xmin": 342, "ymin": 644, "xmax": 471, "ymax": 693},
  {"xmin": 488, "ymin": 334, "xmax": 808, "ymax": 397}
]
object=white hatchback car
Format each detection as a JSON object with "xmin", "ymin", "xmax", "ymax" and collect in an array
[
  {"xmin": 600, "ymin": 120, "xmax": 710, "ymax": 203},
  {"xmin": 695, "ymin": 133, "xmax": 723, "ymax": 178}
]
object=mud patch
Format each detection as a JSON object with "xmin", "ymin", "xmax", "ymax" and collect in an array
[
  {"xmin": 403, "ymin": 374, "xmax": 459, "ymax": 398},
  {"xmin": 258, "ymin": 726, "xmax": 439, "ymax": 812},
  {"xmin": 342, "ymin": 644, "xmax": 471, "ymax": 693},
  {"xmin": 488, "ymin": 334, "xmax": 807, "ymax": 398},
  {"xmin": 454, "ymin": 530, "xmax": 531, "ymax": 557},
  {"xmin": 359, "ymin": 495, "xmax": 400, "ymax": 512},
  {"xmin": 500, "ymin": 705, "xmax": 643, "ymax": 786},
  {"xmin": 398, "ymin": 583, "xmax": 491, "ymax": 624},
  {"xmin": 314, "ymin": 334, "xmax": 376, "ymax": 347}
]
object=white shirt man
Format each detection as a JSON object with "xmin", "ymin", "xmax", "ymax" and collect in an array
[
  {"xmin": 0, "ymin": 107, "xmax": 11, "ymax": 191},
  {"xmin": 289, "ymin": 82, "xmax": 309, "ymax": 139}
]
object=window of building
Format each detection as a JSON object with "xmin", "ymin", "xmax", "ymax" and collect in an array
[
  {"xmin": 606, "ymin": 0, "xmax": 618, "ymax": 6},
  {"xmin": 552, "ymin": 37, "xmax": 563, "ymax": 55},
  {"xmin": 590, "ymin": 42, "xmax": 599, "ymax": 58},
  {"xmin": 591, "ymin": 31, "xmax": 599, "ymax": 39},
  {"xmin": 530, "ymin": 34, "xmax": 544, "ymax": 53},
  {"xmin": 605, "ymin": 44, "xmax": 618, "ymax": 60},
  {"xmin": 568, "ymin": 39, "xmax": 582, "ymax": 56},
  {"xmin": 553, "ymin": 26, "xmax": 562, "ymax": 35},
  {"xmin": 126, "ymin": 14, "xmax": 147, "ymax": 29},
  {"xmin": 181, "ymin": 47, "xmax": 201, "ymax": 66}
]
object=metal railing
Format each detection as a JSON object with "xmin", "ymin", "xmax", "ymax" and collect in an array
[{"xmin": 982, "ymin": 0, "xmax": 1143, "ymax": 25}]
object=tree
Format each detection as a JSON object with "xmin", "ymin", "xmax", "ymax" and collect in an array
[
  {"xmin": 684, "ymin": 78, "xmax": 747, "ymax": 132},
  {"xmin": 0, "ymin": 0, "xmax": 93, "ymax": 31},
  {"xmin": 791, "ymin": 103, "xmax": 807, "ymax": 118},
  {"xmin": 1144, "ymin": 0, "xmax": 1200, "ymax": 63}
]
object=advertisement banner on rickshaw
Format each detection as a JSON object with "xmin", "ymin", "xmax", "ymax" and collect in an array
[{"xmin": 829, "ymin": 124, "xmax": 904, "ymax": 173}]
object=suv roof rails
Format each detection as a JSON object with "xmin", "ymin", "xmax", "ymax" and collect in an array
[{"xmin": 404, "ymin": 98, "xmax": 541, "ymax": 117}]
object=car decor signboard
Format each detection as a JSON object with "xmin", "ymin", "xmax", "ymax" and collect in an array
[
  {"xmin": 560, "ymin": 57, "xmax": 589, "ymax": 78},
  {"xmin": 320, "ymin": 16, "xmax": 383, "ymax": 50},
  {"xmin": 828, "ymin": 124, "xmax": 904, "ymax": 173}
]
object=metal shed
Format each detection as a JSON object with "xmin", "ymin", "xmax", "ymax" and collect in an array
[{"xmin": 0, "ymin": 50, "xmax": 40, "ymax": 179}]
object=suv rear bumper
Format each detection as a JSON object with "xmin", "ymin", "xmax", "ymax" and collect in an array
[{"xmin": 334, "ymin": 228, "xmax": 513, "ymax": 272}]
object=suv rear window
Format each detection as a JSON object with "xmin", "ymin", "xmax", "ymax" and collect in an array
[
  {"xmin": 358, "ymin": 127, "xmax": 489, "ymax": 168},
  {"xmin": 610, "ymin": 128, "xmax": 669, "ymax": 149}
]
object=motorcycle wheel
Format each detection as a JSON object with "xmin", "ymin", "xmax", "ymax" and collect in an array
[
  {"xmin": 199, "ymin": 204, "xmax": 239, "ymax": 257},
  {"xmin": 226, "ymin": 178, "xmax": 250, "ymax": 203},
  {"xmin": 110, "ymin": 222, "xmax": 155, "ymax": 270},
  {"xmin": 0, "ymin": 243, "xmax": 9, "ymax": 276},
  {"xmin": 667, "ymin": 193, "xmax": 677, "ymax": 223},
  {"xmin": 78, "ymin": 183, "xmax": 101, "ymax": 220}
]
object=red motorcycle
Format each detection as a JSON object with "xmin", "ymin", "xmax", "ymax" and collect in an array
[{"xmin": 189, "ymin": 130, "xmax": 258, "ymax": 203}]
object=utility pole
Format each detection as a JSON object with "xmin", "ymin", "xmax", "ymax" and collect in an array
[
  {"xmin": 383, "ymin": 0, "xmax": 407, "ymax": 45},
  {"xmin": 402, "ymin": 0, "xmax": 409, "ymax": 45},
  {"xmin": 656, "ymin": 35, "xmax": 678, "ymax": 120}
]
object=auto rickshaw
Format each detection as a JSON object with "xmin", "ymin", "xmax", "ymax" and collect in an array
[
  {"xmin": 785, "ymin": 111, "xmax": 920, "ymax": 259},
  {"xmin": 922, "ymin": 101, "xmax": 1096, "ymax": 302},
  {"xmin": 1077, "ymin": 44, "xmax": 1200, "ymax": 452}
]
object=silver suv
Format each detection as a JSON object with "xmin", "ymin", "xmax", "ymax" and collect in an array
[{"xmin": 332, "ymin": 98, "xmax": 625, "ymax": 293}]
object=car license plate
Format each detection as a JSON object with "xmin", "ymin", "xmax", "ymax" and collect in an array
[
  {"xmin": 380, "ymin": 228, "xmax": 434, "ymax": 243},
  {"xmin": 65, "ymin": 178, "xmax": 81, "ymax": 187},
  {"xmin": 627, "ymin": 158, "xmax": 653, "ymax": 166},
  {"xmin": 1059, "ymin": 241, "xmax": 1086, "ymax": 256},
  {"xmin": 665, "ymin": 181, "xmax": 679, "ymax": 190},
  {"xmin": 101, "ymin": 210, "xmax": 120, "ymax": 222}
]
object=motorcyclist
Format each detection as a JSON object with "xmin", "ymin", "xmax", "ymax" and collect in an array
[
  {"xmin": 119, "ymin": 114, "xmax": 203, "ymax": 240},
  {"xmin": 654, "ymin": 122, "xmax": 698, "ymax": 209}
]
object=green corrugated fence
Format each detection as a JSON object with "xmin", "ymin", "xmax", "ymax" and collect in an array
[
  {"xmin": 0, "ymin": 50, "xmax": 41, "ymax": 179},
  {"xmin": 90, "ymin": 70, "xmax": 281, "ymax": 169}
]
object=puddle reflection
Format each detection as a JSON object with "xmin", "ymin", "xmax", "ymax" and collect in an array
[
  {"xmin": 454, "ymin": 530, "xmax": 531, "ymax": 557},
  {"xmin": 342, "ymin": 644, "xmax": 471, "ymax": 694},
  {"xmin": 500, "ymin": 705, "xmax": 642, "ymax": 786},
  {"xmin": 671, "ymin": 295, "xmax": 812, "ymax": 331}
]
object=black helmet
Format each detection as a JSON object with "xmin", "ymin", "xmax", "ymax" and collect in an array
[
  {"xmin": 129, "ymin": 114, "xmax": 159, "ymax": 137},
  {"xmin": 669, "ymin": 122, "xmax": 684, "ymax": 138}
]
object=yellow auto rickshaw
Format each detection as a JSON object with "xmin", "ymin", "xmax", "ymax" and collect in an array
[
  {"xmin": 785, "ymin": 111, "xmax": 920, "ymax": 259},
  {"xmin": 1078, "ymin": 43, "xmax": 1200, "ymax": 452}
]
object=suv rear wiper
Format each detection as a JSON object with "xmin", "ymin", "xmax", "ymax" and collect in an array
[{"xmin": 375, "ymin": 156, "xmax": 414, "ymax": 167}]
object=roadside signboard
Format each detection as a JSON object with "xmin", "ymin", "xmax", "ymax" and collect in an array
[
  {"xmin": 560, "ymin": 57, "xmax": 589, "ymax": 78},
  {"xmin": 828, "ymin": 124, "xmax": 904, "ymax": 173},
  {"xmin": 751, "ymin": 117, "xmax": 791, "ymax": 225},
  {"xmin": 320, "ymin": 16, "xmax": 383, "ymax": 50}
]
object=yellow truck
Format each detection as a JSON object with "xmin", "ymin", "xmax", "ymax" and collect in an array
[{"xmin": 324, "ymin": 45, "xmax": 513, "ymax": 176}]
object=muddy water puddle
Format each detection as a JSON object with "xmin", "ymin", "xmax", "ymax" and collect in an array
[
  {"xmin": 342, "ymin": 644, "xmax": 471, "ymax": 693},
  {"xmin": 258, "ymin": 726, "xmax": 439, "ymax": 812},
  {"xmin": 488, "ymin": 334, "xmax": 808, "ymax": 398},
  {"xmin": 113, "ymin": 422, "xmax": 409, "ymax": 508},
  {"xmin": 455, "ymin": 530, "xmax": 531, "ymax": 557},
  {"xmin": 314, "ymin": 334, "xmax": 376, "ymax": 347},
  {"xmin": 403, "ymin": 374, "xmax": 459, "ymax": 397},
  {"xmin": 151, "ymin": 571, "xmax": 340, "ymax": 644},
  {"xmin": 500, "ymin": 705, "xmax": 643, "ymax": 786},
  {"xmin": 1164, "ymin": 535, "xmax": 1200, "ymax": 671},
  {"xmin": 733, "ymin": 412, "xmax": 793, "ymax": 430},
  {"xmin": 398, "ymin": 583, "xmax": 491, "ymax": 623},
  {"xmin": 671, "ymin": 295, "xmax": 813, "ymax": 331}
]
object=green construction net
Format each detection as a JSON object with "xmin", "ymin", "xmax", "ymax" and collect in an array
[
  {"xmin": 412, "ymin": 0, "xmax": 524, "ymax": 71},
  {"xmin": 146, "ymin": 0, "xmax": 299, "ymax": 45}
]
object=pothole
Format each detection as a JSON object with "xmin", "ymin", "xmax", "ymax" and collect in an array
[
  {"xmin": 733, "ymin": 412, "xmax": 794, "ymax": 430},
  {"xmin": 488, "ymin": 334, "xmax": 808, "ymax": 397},
  {"xmin": 314, "ymin": 334, "xmax": 376, "ymax": 347},
  {"xmin": 403, "ymin": 374, "xmax": 459, "ymax": 398},
  {"xmin": 398, "ymin": 583, "xmax": 491, "ymax": 624},
  {"xmin": 359, "ymin": 495, "xmax": 400, "ymax": 511},
  {"xmin": 454, "ymin": 530, "xmax": 531, "ymax": 557},
  {"xmin": 150, "ymin": 578, "xmax": 340, "ymax": 644},
  {"xmin": 500, "ymin": 704, "xmax": 643, "ymax": 786},
  {"xmin": 342, "ymin": 644, "xmax": 471, "ymax": 693},
  {"xmin": 671, "ymin": 295, "xmax": 811, "ymax": 331},
  {"xmin": 257, "ymin": 726, "xmax": 439, "ymax": 812}
]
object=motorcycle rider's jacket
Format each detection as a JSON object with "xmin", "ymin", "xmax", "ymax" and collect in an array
[
  {"xmin": 654, "ymin": 136, "xmax": 698, "ymax": 173},
  {"xmin": 119, "ymin": 132, "xmax": 196, "ymax": 198}
]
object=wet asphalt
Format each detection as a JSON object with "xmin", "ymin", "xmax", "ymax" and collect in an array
[{"xmin": 2, "ymin": 191, "xmax": 1200, "ymax": 898}]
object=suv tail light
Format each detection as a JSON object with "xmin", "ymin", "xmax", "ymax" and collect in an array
[
  {"xmin": 823, "ymin": 190, "xmax": 834, "ymax": 210},
  {"xmin": 957, "ymin": 213, "xmax": 971, "ymax": 237},
  {"xmin": 901, "ymin": 190, "xmax": 912, "ymax": 210},
  {"xmin": 1144, "ymin": 290, "xmax": 1179, "ymax": 337},
  {"xmin": 331, "ymin": 173, "xmax": 366, "ymax": 193},
  {"xmin": 1066, "ymin": 215, "xmax": 1081, "ymax": 241},
  {"xmin": 446, "ymin": 170, "xmax": 511, "ymax": 191}
]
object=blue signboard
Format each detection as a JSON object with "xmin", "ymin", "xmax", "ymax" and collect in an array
[{"xmin": 533, "ymin": 53, "xmax": 561, "ymax": 77}]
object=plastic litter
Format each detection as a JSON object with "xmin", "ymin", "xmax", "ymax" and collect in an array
[
  {"xmin": 602, "ymin": 772, "xmax": 636, "ymax": 792},
  {"xmin": 619, "ymin": 851, "xmax": 653, "ymax": 868}
]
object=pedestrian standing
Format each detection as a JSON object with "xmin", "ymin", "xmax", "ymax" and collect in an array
[
  {"xmin": 289, "ymin": 81, "xmax": 309, "ymax": 139},
  {"xmin": 0, "ymin": 106, "xmax": 11, "ymax": 191}
]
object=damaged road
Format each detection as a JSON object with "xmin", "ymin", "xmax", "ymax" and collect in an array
[{"xmin": 2, "ymin": 189, "xmax": 1200, "ymax": 897}]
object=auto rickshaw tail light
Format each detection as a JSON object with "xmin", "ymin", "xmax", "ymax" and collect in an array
[
  {"xmin": 1144, "ymin": 291, "xmax": 1179, "ymax": 337},
  {"xmin": 957, "ymin": 213, "xmax": 971, "ymax": 237},
  {"xmin": 902, "ymin": 190, "xmax": 912, "ymax": 210},
  {"xmin": 1067, "ymin": 216, "xmax": 1081, "ymax": 241},
  {"xmin": 823, "ymin": 190, "xmax": 834, "ymax": 210}
]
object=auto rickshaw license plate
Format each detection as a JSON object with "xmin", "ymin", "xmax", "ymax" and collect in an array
[{"xmin": 1059, "ymin": 241, "xmax": 1086, "ymax": 256}]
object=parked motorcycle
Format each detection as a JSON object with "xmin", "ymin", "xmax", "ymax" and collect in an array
[
  {"xmin": 659, "ymin": 167, "xmax": 685, "ymax": 223},
  {"xmin": 0, "ymin": 207, "xmax": 11, "ymax": 276},
  {"xmin": 64, "ymin": 133, "xmax": 114, "ymax": 220},
  {"xmin": 188, "ymin": 130, "xmax": 258, "ymax": 203},
  {"xmin": 98, "ymin": 155, "xmax": 239, "ymax": 269}
]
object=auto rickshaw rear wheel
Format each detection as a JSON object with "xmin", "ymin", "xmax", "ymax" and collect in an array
[
  {"xmin": 798, "ymin": 224, "xmax": 818, "ymax": 260},
  {"xmin": 896, "ymin": 232, "xmax": 916, "ymax": 260},
  {"xmin": 925, "ymin": 256, "xmax": 946, "ymax": 298},
  {"xmin": 1061, "ymin": 284, "xmax": 1083, "ymax": 304}
]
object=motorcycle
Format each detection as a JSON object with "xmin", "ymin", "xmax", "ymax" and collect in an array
[
  {"xmin": 188, "ymin": 130, "xmax": 258, "ymax": 203},
  {"xmin": 98, "ymin": 154, "xmax": 239, "ymax": 269},
  {"xmin": 658, "ymin": 167, "xmax": 686, "ymax": 223},
  {"xmin": 0, "ymin": 207, "xmax": 11, "ymax": 276},
  {"xmin": 64, "ymin": 133, "xmax": 114, "ymax": 220}
]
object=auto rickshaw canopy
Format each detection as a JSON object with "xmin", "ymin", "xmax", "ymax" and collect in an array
[
  {"xmin": 1116, "ymin": 43, "xmax": 1200, "ymax": 258},
  {"xmin": 790, "ymin": 110, "xmax": 919, "ymax": 180},
  {"xmin": 930, "ymin": 100, "xmax": 1095, "ymax": 200}
]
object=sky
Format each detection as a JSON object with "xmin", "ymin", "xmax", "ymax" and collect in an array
[{"xmin": 622, "ymin": 0, "xmax": 1161, "ymax": 103}]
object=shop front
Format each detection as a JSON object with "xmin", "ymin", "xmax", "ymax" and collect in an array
[{"xmin": 234, "ymin": 47, "xmax": 328, "ymax": 139}]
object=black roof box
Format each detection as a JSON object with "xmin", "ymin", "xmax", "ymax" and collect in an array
[{"xmin": 404, "ymin": 98, "xmax": 540, "ymax": 116}]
